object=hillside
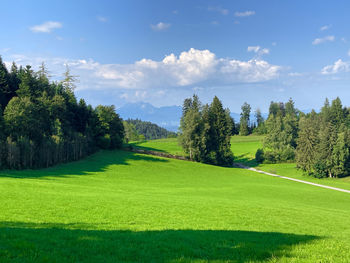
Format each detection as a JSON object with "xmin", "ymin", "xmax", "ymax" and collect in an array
[
  {"xmin": 125, "ymin": 119, "xmax": 176, "ymax": 140},
  {"xmin": 1, "ymin": 149, "xmax": 350, "ymax": 262},
  {"xmin": 130, "ymin": 136, "xmax": 350, "ymax": 191}
]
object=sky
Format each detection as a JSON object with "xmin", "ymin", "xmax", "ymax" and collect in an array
[{"xmin": 1, "ymin": 0, "xmax": 350, "ymax": 113}]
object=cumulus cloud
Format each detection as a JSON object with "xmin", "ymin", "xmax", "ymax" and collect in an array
[
  {"xmin": 208, "ymin": 6, "xmax": 229, "ymax": 15},
  {"xmin": 321, "ymin": 59, "xmax": 350, "ymax": 74},
  {"xmin": 30, "ymin": 21, "xmax": 62, "ymax": 33},
  {"xmin": 312, "ymin": 35, "xmax": 335, "ymax": 45},
  {"xmin": 151, "ymin": 22, "xmax": 171, "ymax": 31},
  {"xmin": 320, "ymin": 25, "xmax": 331, "ymax": 31},
  {"xmin": 234, "ymin": 11, "xmax": 255, "ymax": 17},
  {"xmin": 3, "ymin": 48, "xmax": 281, "ymax": 92}
]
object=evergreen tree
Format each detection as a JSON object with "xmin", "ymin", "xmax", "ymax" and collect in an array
[
  {"xmin": 330, "ymin": 97, "xmax": 344, "ymax": 129},
  {"xmin": 330, "ymin": 131, "xmax": 349, "ymax": 178},
  {"xmin": 207, "ymin": 96, "xmax": 233, "ymax": 165},
  {"xmin": 0, "ymin": 56, "xmax": 11, "ymax": 110},
  {"xmin": 239, "ymin": 102, "xmax": 251, "ymax": 136},
  {"xmin": 61, "ymin": 65, "xmax": 78, "ymax": 93},
  {"xmin": 295, "ymin": 111, "xmax": 320, "ymax": 173},
  {"xmin": 179, "ymin": 95, "xmax": 202, "ymax": 160}
]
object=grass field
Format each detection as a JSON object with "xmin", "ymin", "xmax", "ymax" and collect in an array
[
  {"xmin": 1, "ymin": 149, "xmax": 350, "ymax": 262},
  {"xmin": 131, "ymin": 136, "xmax": 350, "ymax": 190}
]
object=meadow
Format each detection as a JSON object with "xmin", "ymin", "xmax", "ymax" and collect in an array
[
  {"xmin": 1, "ymin": 148, "xmax": 350, "ymax": 262},
  {"xmin": 131, "ymin": 136, "xmax": 350, "ymax": 190}
]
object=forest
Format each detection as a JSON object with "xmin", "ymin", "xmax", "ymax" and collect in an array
[
  {"xmin": 0, "ymin": 57, "xmax": 124, "ymax": 169},
  {"xmin": 123, "ymin": 119, "xmax": 176, "ymax": 141},
  {"xmin": 232, "ymin": 97, "xmax": 350, "ymax": 178}
]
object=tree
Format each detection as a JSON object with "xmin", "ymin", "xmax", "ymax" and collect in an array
[
  {"xmin": 4, "ymin": 96, "xmax": 47, "ymax": 143},
  {"xmin": 330, "ymin": 131, "xmax": 349, "ymax": 178},
  {"xmin": 61, "ymin": 65, "xmax": 78, "ymax": 93},
  {"xmin": 95, "ymin": 105, "xmax": 124, "ymax": 149},
  {"xmin": 123, "ymin": 121, "xmax": 140, "ymax": 142},
  {"xmin": 254, "ymin": 108, "xmax": 266, "ymax": 134},
  {"xmin": 0, "ymin": 56, "xmax": 11, "ymax": 110},
  {"xmin": 330, "ymin": 97, "xmax": 344, "ymax": 130},
  {"xmin": 16, "ymin": 65, "xmax": 42, "ymax": 98},
  {"xmin": 179, "ymin": 95, "xmax": 233, "ymax": 166},
  {"xmin": 179, "ymin": 95, "xmax": 203, "ymax": 161},
  {"xmin": 206, "ymin": 96, "xmax": 233, "ymax": 165},
  {"xmin": 295, "ymin": 111, "xmax": 320, "ymax": 173},
  {"xmin": 239, "ymin": 102, "xmax": 251, "ymax": 136}
]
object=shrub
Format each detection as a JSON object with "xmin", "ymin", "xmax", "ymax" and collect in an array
[{"xmin": 255, "ymin": 148, "xmax": 265, "ymax": 163}]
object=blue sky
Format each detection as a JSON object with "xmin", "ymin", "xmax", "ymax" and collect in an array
[{"xmin": 1, "ymin": 0, "xmax": 350, "ymax": 112}]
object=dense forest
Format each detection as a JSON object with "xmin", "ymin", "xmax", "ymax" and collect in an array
[
  {"xmin": 123, "ymin": 119, "xmax": 176, "ymax": 141},
  {"xmin": 179, "ymin": 95, "xmax": 233, "ymax": 166},
  {"xmin": 0, "ymin": 57, "xmax": 124, "ymax": 169},
  {"xmin": 241, "ymin": 98, "xmax": 350, "ymax": 178}
]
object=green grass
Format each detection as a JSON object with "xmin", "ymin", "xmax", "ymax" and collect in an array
[
  {"xmin": 230, "ymin": 135, "xmax": 264, "ymax": 166},
  {"xmin": 129, "ymin": 138, "xmax": 186, "ymax": 157},
  {"xmin": 128, "ymin": 136, "xmax": 350, "ymax": 190},
  {"xmin": 129, "ymin": 135, "xmax": 264, "ymax": 165},
  {"xmin": 1, "ymin": 150, "xmax": 350, "ymax": 262}
]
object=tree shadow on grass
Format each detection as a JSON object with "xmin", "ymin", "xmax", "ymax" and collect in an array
[
  {"xmin": 234, "ymin": 153, "xmax": 259, "ymax": 167},
  {"xmin": 0, "ymin": 150, "xmax": 168, "ymax": 179},
  {"xmin": 128, "ymin": 141, "xmax": 168, "ymax": 153},
  {"xmin": 0, "ymin": 222, "xmax": 320, "ymax": 263}
]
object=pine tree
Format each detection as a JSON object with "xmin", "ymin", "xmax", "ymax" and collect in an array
[
  {"xmin": 239, "ymin": 102, "xmax": 251, "ymax": 136},
  {"xmin": 314, "ymin": 122, "xmax": 337, "ymax": 178},
  {"xmin": 61, "ymin": 65, "xmax": 78, "ymax": 93},
  {"xmin": 179, "ymin": 95, "xmax": 203, "ymax": 161},
  {"xmin": 295, "ymin": 111, "xmax": 319, "ymax": 173},
  {"xmin": 330, "ymin": 131, "xmax": 349, "ymax": 178},
  {"xmin": 0, "ymin": 56, "xmax": 10, "ymax": 110},
  {"xmin": 330, "ymin": 97, "xmax": 344, "ymax": 130},
  {"xmin": 206, "ymin": 96, "xmax": 233, "ymax": 165}
]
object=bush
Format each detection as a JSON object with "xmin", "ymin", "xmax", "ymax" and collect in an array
[
  {"xmin": 313, "ymin": 161, "xmax": 328, "ymax": 178},
  {"xmin": 255, "ymin": 148, "xmax": 265, "ymax": 163},
  {"xmin": 263, "ymin": 151, "xmax": 277, "ymax": 163}
]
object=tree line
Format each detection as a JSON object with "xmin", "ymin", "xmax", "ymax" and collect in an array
[
  {"xmin": 0, "ymin": 57, "xmax": 124, "ymax": 169},
  {"xmin": 123, "ymin": 119, "xmax": 176, "ymax": 141},
  {"xmin": 253, "ymin": 97, "xmax": 350, "ymax": 178}
]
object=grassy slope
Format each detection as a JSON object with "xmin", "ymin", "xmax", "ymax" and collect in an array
[
  {"xmin": 132, "ymin": 136, "xmax": 350, "ymax": 191},
  {"xmin": 1, "ymin": 150, "xmax": 350, "ymax": 262}
]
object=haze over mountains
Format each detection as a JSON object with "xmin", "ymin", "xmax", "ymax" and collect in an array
[{"xmin": 117, "ymin": 102, "xmax": 270, "ymax": 132}]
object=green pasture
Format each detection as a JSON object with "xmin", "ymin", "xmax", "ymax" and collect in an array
[{"xmin": 1, "ymin": 149, "xmax": 350, "ymax": 262}]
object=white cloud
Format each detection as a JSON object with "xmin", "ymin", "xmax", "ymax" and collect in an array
[
  {"xmin": 247, "ymin": 46, "xmax": 269, "ymax": 56},
  {"xmin": 208, "ymin": 6, "xmax": 229, "ymax": 15},
  {"xmin": 288, "ymin": 72, "xmax": 303, "ymax": 77},
  {"xmin": 151, "ymin": 22, "xmax": 171, "ymax": 31},
  {"xmin": 3, "ymin": 48, "xmax": 281, "ymax": 91},
  {"xmin": 234, "ymin": 11, "xmax": 255, "ymax": 17},
  {"xmin": 30, "ymin": 21, "xmax": 62, "ymax": 33},
  {"xmin": 321, "ymin": 59, "xmax": 350, "ymax": 74},
  {"xmin": 320, "ymin": 25, "xmax": 331, "ymax": 31},
  {"xmin": 97, "ymin": 16, "xmax": 108, "ymax": 22},
  {"xmin": 312, "ymin": 35, "xmax": 335, "ymax": 45}
]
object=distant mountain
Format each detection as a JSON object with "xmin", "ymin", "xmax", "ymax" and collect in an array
[
  {"xmin": 116, "ymin": 102, "xmax": 272, "ymax": 132},
  {"xmin": 117, "ymin": 102, "xmax": 182, "ymax": 132}
]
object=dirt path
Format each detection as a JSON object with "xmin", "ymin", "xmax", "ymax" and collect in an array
[{"xmin": 235, "ymin": 163, "xmax": 350, "ymax": 194}]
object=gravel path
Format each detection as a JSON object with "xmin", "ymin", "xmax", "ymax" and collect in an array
[{"xmin": 235, "ymin": 163, "xmax": 350, "ymax": 194}]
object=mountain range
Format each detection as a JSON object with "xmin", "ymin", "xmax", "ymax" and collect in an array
[{"xmin": 117, "ymin": 102, "xmax": 267, "ymax": 132}]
